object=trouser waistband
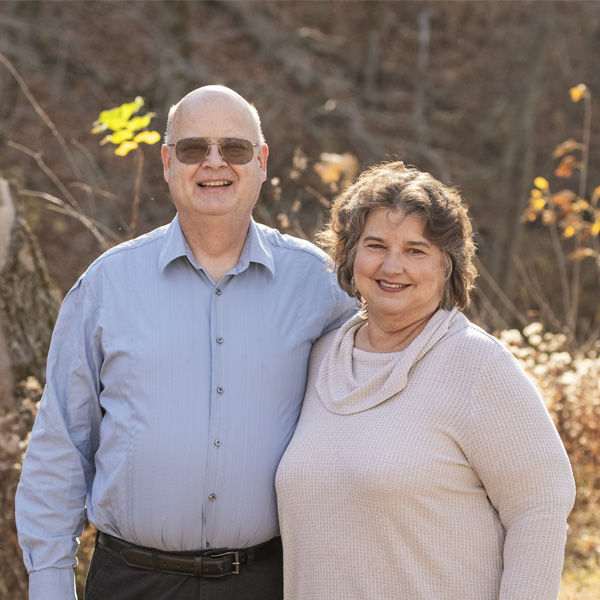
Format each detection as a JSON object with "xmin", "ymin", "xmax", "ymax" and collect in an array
[{"xmin": 97, "ymin": 531, "xmax": 282, "ymax": 578}]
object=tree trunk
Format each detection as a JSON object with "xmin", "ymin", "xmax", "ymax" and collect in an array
[
  {"xmin": 0, "ymin": 176, "xmax": 59, "ymax": 408},
  {"xmin": 0, "ymin": 175, "xmax": 60, "ymax": 599}
]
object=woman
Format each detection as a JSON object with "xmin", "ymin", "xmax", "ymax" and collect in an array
[{"xmin": 275, "ymin": 161, "xmax": 575, "ymax": 599}]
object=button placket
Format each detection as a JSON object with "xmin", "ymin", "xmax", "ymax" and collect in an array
[
  {"xmin": 205, "ymin": 281, "xmax": 226, "ymax": 514},
  {"xmin": 215, "ymin": 287, "xmax": 224, "ymax": 396}
]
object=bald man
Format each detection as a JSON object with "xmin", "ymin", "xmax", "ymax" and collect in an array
[{"xmin": 16, "ymin": 86, "xmax": 356, "ymax": 600}]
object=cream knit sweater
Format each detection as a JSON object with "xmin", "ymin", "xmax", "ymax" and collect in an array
[{"xmin": 276, "ymin": 309, "xmax": 575, "ymax": 600}]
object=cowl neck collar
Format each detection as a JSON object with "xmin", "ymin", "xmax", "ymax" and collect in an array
[{"xmin": 315, "ymin": 308, "xmax": 468, "ymax": 415}]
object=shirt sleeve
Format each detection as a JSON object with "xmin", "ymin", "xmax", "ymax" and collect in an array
[
  {"xmin": 465, "ymin": 349, "xmax": 576, "ymax": 600},
  {"xmin": 15, "ymin": 276, "xmax": 103, "ymax": 600},
  {"xmin": 320, "ymin": 270, "xmax": 358, "ymax": 336}
]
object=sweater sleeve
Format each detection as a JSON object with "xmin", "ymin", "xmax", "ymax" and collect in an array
[{"xmin": 465, "ymin": 349, "xmax": 575, "ymax": 600}]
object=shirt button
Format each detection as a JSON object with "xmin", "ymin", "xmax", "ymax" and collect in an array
[
  {"xmin": 208, "ymin": 494, "xmax": 217, "ymax": 501},
  {"xmin": 217, "ymin": 387, "xmax": 224, "ymax": 394},
  {"xmin": 216, "ymin": 337, "xmax": 224, "ymax": 344},
  {"xmin": 214, "ymin": 439, "xmax": 222, "ymax": 447},
  {"xmin": 215, "ymin": 288, "xmax": 222, "ymax": 295}
]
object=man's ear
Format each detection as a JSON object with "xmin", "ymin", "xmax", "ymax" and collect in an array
[
  {"xmin": 258, "ymin": 143, "xmax": 269, "ymax": 180},
  {"xmin": 161, "ymin": 144, "xmax": 171, "ymax": 183}
]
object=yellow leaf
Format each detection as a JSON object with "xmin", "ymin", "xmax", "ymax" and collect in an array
[
  {"xmin": 568, "ymin": 247, "xmax": 594, "ymax": 261},
  {"xmin": 128, "ymin": 114, "xmax": 156, "ymax": 132},
  {"xmin": 133, "ymin": 131, "xmax": 162, "ymax": 145},
  {"xmin": 530, "ymin": 189, "xmax": 543, "ymax": 198},
  {"xmin": 534, "ymin": 177, "xmax": 549, "ymax": 191},
  {"xmin": 552, "ymin": 138, "xmax": 580, "ymax": 159},
  {"xmin": 531, "ymin": 198, "xmax": 546, "ymax": 211},
  {"xmin": 569, "ymin": 84, "xmax": 588, "ymax": 102},
  {"xmin": 572, "ymin": 200, "xmax": 589, "ymax": 213},
  {"xmin": 115, "ymin": 141, "xmax": 138, "ymax": 156},
  {"xmin": 95, "ymin": 97, "xmax": 145, "ymax": 132},
  {"xmin": 555, "ymin": 155, "xmax": 577, "ymax": 178},
  {"xmin": 313, "ymin": 153, "xmax": 358, "ymax": 185},
  {"xmin": 563, "ymin": 224, "xmax": 576, "ymax": 238},
  {"xmin": 592, "ymin": 219, "xmax": 600, "ymax": 236},
  {"xmin": 551, "ymin": 190, "xmax": 576, "ymax": 207},
  {"xmin": 542, "ymin": 210, "xmax": 556, "ymax": 225},
  {"xmin": 111, "ymin": 129, "xmax": 135, "ymax": 144}
]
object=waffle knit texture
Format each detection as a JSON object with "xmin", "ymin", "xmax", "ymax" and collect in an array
[{"xmin": 276, "ymin": 309, "xmax": 575, "ymax": 600}]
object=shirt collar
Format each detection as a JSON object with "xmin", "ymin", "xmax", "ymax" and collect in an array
[
  {"xmin": 158, "ymin": 215, "xmax": 189, "ymax": 273},
  {"xmin": 158, "ymin": 215, "xmax": 275, "ymax": 278}
]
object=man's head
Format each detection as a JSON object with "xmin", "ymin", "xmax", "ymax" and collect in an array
[
  {"xmin": 164, "ymin": 86, "xmax": 266, "ymax": 145},
  {"xmin": 161, "ymin": 85, "xmax": 268, "ymax": 226}
]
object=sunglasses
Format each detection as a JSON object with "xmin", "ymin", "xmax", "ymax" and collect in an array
[{"xmin": 166, "ymin": 137, "xmax": 259, "ymax": 165}]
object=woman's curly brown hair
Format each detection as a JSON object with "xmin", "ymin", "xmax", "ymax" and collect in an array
[{"xmin": 318, "ymin": 161, "xmax": 477, "ymax": 311}]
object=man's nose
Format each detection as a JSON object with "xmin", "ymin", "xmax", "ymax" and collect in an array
[{"xmin": 202, "ymin": 143, "xmax": 228, "ymax": 167}]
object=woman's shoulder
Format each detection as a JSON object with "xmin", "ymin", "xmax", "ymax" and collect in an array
[
  {"xmin": 308, "ymin": 314, "xmax": 361, "ymax": 371},
  {"xmin": 443, "ymin": 317, "xmax": 510, "ymax": 360}
]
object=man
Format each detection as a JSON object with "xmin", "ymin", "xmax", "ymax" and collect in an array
[{"xmin": 15, "ymin": 85, "xmax": 356, "ymax": 600}]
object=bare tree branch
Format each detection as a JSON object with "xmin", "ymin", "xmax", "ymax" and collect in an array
[{"xmin": 0, "ymin": 51, "xmax": 82, "ymax": 179}]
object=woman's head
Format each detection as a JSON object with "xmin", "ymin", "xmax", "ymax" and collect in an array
[{"xmin": 319, "ymin": 161, "xmax": 477, "ymax": 311}]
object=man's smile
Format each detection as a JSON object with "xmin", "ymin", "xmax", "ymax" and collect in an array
[{"xmin": 198, "ymin": 180, "xmax": 232, "ymax": 187}]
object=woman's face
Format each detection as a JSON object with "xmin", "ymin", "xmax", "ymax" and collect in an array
[{"xmin": 353, "ymin": 208, "xmax": 446, "ymax": 324}]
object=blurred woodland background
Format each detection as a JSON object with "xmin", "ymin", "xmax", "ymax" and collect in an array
[{"xmin": 1, "ymin": 1, "xmax": 600, "ymax": 598}]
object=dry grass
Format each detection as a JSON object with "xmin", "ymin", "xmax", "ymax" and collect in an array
[
  {"xmin": 500, "ymin": 323, "xmax": 600, "ymax": 599},
  {"xmin": 559, "ymin": 504, "xmax": 600, "ymax": 598},
  {"xmin": 560, "ymin": 565, "xmax": 600, "ymax": 599}
]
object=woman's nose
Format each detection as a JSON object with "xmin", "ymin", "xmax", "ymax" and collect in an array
[{"xmin": 381, "ymin": 252, "xmax": 405, "ymax": 275}]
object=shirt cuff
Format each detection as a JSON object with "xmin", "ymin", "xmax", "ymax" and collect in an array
[{"xmin": 28, "ymin": 568, "xmax": 77, "ymax": 600}]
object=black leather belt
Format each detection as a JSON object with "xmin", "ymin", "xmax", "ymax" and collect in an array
[{"xmin": 97, "ymin": 531, "xmax": 281, "ymax": 578}]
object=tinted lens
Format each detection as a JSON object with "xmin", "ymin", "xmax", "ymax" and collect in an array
[
  {"xmin": 175, "ymin": 138, "xmax": 210, "ymax": 164},
  {"xmin": 220, "ymin": 138, "xmax": 254, "ymax": 164},
  {"xmin": 174, "ymin": 138, "xmax": 255, "ymax": 165}
]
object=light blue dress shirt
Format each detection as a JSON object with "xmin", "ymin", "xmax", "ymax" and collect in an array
[{"xmin": 16, "ymin": 215, "xmax": 357, "ymax": 600}]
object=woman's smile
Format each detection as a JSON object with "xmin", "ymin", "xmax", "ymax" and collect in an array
[{"xmin": 377, "ymin": 280, "xmax": 410, "ymax": 291}]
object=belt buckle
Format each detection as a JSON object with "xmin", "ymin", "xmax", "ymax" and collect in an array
[{"xmin": 210, "ymin": 550, "xmax": 240, "ymax": 575}]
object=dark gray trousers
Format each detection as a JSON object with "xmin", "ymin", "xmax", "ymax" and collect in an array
[{"xmin": 84, "ymin": 538, "xmax": 284, "ymax": 600}]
